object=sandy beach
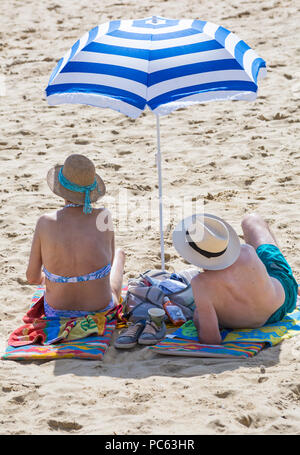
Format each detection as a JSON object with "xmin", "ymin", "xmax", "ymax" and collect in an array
[{"xmin": 0, "ymin": 0, "xmax": 300, "ymax": 435}]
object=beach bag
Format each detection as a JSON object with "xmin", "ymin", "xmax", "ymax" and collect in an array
[{"xmin": 123, "ymin": 268, "xmax": 199, "ymax": 322}]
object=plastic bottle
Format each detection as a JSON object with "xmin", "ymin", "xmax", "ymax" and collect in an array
[{"xmin": 163, "ymin": 296, "xmax": 186, "ymax": 326}]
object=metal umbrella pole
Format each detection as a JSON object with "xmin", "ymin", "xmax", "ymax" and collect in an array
[{"xmin": 155, "ymin": 114, "xmax": 165, "ymax": 271}]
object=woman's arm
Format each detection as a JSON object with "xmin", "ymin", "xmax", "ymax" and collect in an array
[
  {"xmin": 26, "ymin": 218, "xmax": 45, "ymax": 285},
  {"xmin": 111, "ymin": 229, "xmax": 115, "ymax": 265}
]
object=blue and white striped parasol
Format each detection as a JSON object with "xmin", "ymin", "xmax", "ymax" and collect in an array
[{"xmin": 45, "ymin": 16, "xmax": 267, "ymax": 269}]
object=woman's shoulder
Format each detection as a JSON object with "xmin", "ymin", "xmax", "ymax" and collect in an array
[
  {"xmin": 93, "ymin": 206, "xmax": 109, "ymax": 213},
  {"xmin": 34, "ymin": 211, "xmax": 59, "ymax": 230}
]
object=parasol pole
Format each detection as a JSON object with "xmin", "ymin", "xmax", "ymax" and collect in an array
[{"xmin": 155, "ymin": 114, "xmax": 165, "ymax": 272}]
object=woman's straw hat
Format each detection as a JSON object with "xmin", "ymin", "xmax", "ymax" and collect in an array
[
  {"xmin": 172, "ymin": 213, "xmax": 240, "ymax": 270},
  {"xmin": 47, "ymin": 154, "xmax": 106, "ymax": 205}
]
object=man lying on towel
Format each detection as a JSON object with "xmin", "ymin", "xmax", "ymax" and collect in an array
[
  {"xmin": 26, "ymin": 153, "xmax": 125, "ymax": 317},
  {"xmin": 173, "ymin": 212, "xmax": 298, "ymax": 345}
]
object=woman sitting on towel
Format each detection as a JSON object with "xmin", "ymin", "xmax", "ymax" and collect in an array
[{"xmin": 26, "ymin": 153, "xmax": 125, "ymax": 318}]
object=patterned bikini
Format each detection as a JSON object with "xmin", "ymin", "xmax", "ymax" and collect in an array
[{"xmin": 43, "ymin": 263, "xmax": 113, "ymax": 318}]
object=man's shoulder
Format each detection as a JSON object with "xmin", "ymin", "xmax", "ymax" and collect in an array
[
  {"xmin": 191, "ymin": 271, "xmax": 211, "ymax": 290},
  {"xmin": 239, "ymin": 244, "xmax": 259, "ymax": 264},
  {"xmin": 191, "ymin": 245, "xmax": 259, "ymax": 285}
]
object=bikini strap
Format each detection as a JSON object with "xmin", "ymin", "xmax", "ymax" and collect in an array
[{"xmin": 43, "ymin": 263, "xmax": 111, "ymax": 283}]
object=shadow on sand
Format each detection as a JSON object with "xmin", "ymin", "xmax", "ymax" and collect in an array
[{"xmin": 51, "ymin": 331, "xmax": 282, "ymax": 379}]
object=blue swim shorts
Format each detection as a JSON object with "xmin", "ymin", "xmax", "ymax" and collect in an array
[{"xmin": 256, "ymin": 244, "xmax": 298, "ymax": 325}]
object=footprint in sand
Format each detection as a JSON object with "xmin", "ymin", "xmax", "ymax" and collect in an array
[
  {"xmin": 117, "ymin": 151, "xmax": 132, "ymax": 156},
  {"xmin": 277, "ymin": 176, "xmax": 292, "ymax": 183},
  {"xmin": 102, "ymin": 163, "xmax": 122, "ymax": 171},
  {"xmin": 132, "ymin": 392, "xmax": 152, "ymax": 403},
  {"xmin": 74, "ymin": 139, "xmax": 89, "ymax": 145},
  {"xmin": 10, "ymin": 395, "xmax": 26, "ymax": 404},
  {"xmin": 17, "ymin": 130, "xmax": 32, "ymax": 136},
  {"xmin": 257, "ymin": 114, "xmax": 270, "ymax": 121},
  {"xmin": 244, "ymin": 178, "xmax": 255, "ymax": 186},
  {"xmin": 47, "ymin": 419, "xmax": 83, "ymax": 432},
  {"xmin": 273, "ymin": 113, "xmax": 289, "ymax": 120},
  {"xmin": 214, "ymin": 390, "xmax": 234, "ymax": 399},
  {"xmin": 16, "ymin": 277, "xmax": 28, "ymax": 285},
  {"xmin": 240, "ymin": 152, "xmax": 254, "ymax": 160},
  {"xmin": 6, "ymin": 233, "xmax": 18, "ymax": 239},
  {"xmin": 30, "ymin": 183, "xmax": 39, "ymax": 191},
  {"xmin": 258, "ymin": 376, "xmax": 269, "ymax": 383},
  {"xmin": 286, "ymin": 383, "xmax": 300, "ymax": 403},
  {"xmin": 236, "ymin": 414, "xmax": 254, "ymax": 428},
  {"xmin": 208, "ymin": 419, "xmax": 226, "ymax": 431}
]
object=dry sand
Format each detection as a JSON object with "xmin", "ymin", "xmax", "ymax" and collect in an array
[{"xmin": 0, "ymin": 0, "xmax": 300, "ymax": 435}]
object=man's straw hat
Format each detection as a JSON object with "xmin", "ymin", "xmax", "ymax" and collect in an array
[
  {"xmin": 47, "ymin": 154, "xmax": 106, "ymax": 205},
  {"xmin": 172, "ymin": 213, "xmax": 240, "ymax": 270}
]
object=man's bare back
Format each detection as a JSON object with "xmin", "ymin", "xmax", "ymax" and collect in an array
[
  {"xmin": 191, "ymin": 244, "xmax": 285, "ymax": 344},
  {"xmin": 173, "ymin": 213, "xmax": 298, "ymax": 345}
]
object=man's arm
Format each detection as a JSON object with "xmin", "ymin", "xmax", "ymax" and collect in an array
[
  {"xmin": 26, "ymin": 217, "xmax": 45, "ymax": 285},
  {"xmin": 191, "ymin": 276, "xmax": 222, "ymax": 345}
]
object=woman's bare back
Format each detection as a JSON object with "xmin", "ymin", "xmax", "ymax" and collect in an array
[{"xmin": 33, "ymin": 207, "xmax": 114, "ymax": 311}]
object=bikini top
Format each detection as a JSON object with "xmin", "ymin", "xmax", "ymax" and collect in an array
[{"xmin": 43, "ymin": 263, "xmax": 111, "ymax": 283}]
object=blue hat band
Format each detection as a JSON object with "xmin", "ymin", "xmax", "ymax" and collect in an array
[{"xmin": 58, "ymin": 167, "xmax": 98, "ymax": 214}]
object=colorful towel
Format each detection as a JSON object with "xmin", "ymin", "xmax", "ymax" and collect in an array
[
  {"xmin": 1, "ymin": 288, "xmax": 124, "ymax": 361},
  {"xmin": 150, "ymin": 303, "xmax": 300, "ymax": 359}
]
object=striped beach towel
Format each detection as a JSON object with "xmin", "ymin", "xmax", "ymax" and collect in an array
[
  {"xmin": 2, "ymin": 325, "xmax": 117, "ymax": 361},
  {"xmin": 149, "ymin": 303, "xmax": 300, "ymax": 358},
  {"xmin": 1, "ymin": 287, "xmax": 124, "ymax": 361}
]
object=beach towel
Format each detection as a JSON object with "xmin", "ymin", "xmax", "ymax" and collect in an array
[
  {"xmin": 1, "ymin": 287, "xmax": 125, "ymax": 361},
  {"xmin": 149, "ymin": 301, "xmax": 300, "ymax": 359}
]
